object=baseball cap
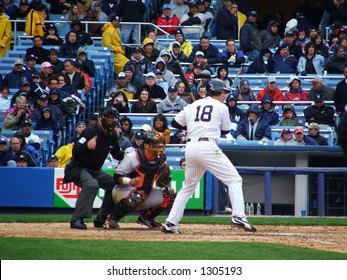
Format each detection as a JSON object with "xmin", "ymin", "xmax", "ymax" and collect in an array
[
  {"xmin": 278, "ymin": 43, "xmax": 290, "ymax": 51},
  {"xmin": 117, "ymin": 72, "xmax": 126, "ymax": 79},
  {"xmin": 200, "ymin": 70, "xmax": 211, "ymax": 78},
  {"xmin": 154, "ymin": 68, "xmax": 162, "ymax": 75},
  {"xmin": 123, "ymin": 65, "xmax": 134, "ymax": 73},
  {"xmin": 240, "ymin": 79, "xmax": 250, "ymax": 89},
  {"xmin": 146, "ymin": 72, "xmax": 155, "ymax": 79},
  {"xmin": 50, "ymin": 89, "xmax": 59, "ymax": 95},
  {"xmin": 185, "ymin": 73, "xmax": 194, "ymax": 80},
  {"xmin": 18, "ymin": 91, "xmax": 28, "ymax": 96},
  {"xmin": 282, "ymin": 128, "xmax": 292, "ymax": 134},
  {"xmin": 285, "ymin": 31, "xmax": 295, "ymax": 36},
  {"xmin": 141, "ymin": 124, "xmax": 151, "ymax": 132},
  {"xmin": 248, "ymin": 11, "xmax": 258, "ymax": 17},
  {"xmin": 195, "ymin": 51, "xmax": 204, "ymax": 57},
  {"xmin": 38, "ymin": 93, "xmax": 49, "ymax": 100},
  {"xmin": 16, "ymin": 153, "xmax": 30, "ymax": 163},
  {"xmin": 48, "ymin": 155, "xmax": 59, "ymax": 162},
  {"xmin": 311, "ymin": 75, "xmax": 323, "ymax": 84},
  {"xmin": 308, "ymin": 122, "xmax": 320, "ymax": 130},
  {"xmin": 0, "ymin": 137, "xmax": 7, "ymax": 144},
  {"xmin": 135, "ymin": 131, "xmax": 144, "ymax": 139},
  {"xmin": 47, "ymin": 23, "xmax": 56, "ymax": 30},
  {"xmin": 294, "ymin": 126, "xmax": 304, "ymax": 134},
  {"xmin": 77, "ymin": 47, "xmax": 87, "ymax": 56},
  {"xmin": 19, "ymin": 0, "xmax": 29, "ymax": 6},
  {"xmin": 288, "ymin": 76, "xmax": 300, "ymax": 85},
  {"xmin": 109, "ymin": 15, "xmax": 120, "ymax": 22},
  {"xmin": 31, "ymin": 0, "xmax": 42, "ymax": 4},
  {"xmin": 267, "ymin": 76, "xmax": 277, "ymax": 83},
  {"xmin": 172, "ymin": 41, "xmax": 180, "ymax": 47},
  {"xmin": 76, "ymin": 121, "xmax": 86, "ymax": 127},
  {"xmin": 41, "ymin": 61, "xmax": 53, "ymax": 69},
  {"xmin": 21, "ymin": 80, "xmax": 30, "ymax": 86},
  {"xmin": 25, "ymin": 54, "xmax": 38, "ymax": 61},
  {"xmin": 14, "ymin": 58, "xmax": 24, "ymax": 65},
  {"xmin": 175, "ymin": 29, "xmax": 184, "ymax": 37},
  {"xmin": 132, "ymin": 46, "xmax": 142, "ymax": 53},
  {"xmin": 168, "ymin": 85, "xmax": 177, "ymax": 92},
  {"xmin": 21, "ymin": 120, "xmax": 32, "ymax": 127},
  {"xmin": 42, "ymin": 106, "xmax": 51, "ymax": 112},
  {"xmin": 314, "ymin": 94, "xmax": 325, "ymax": 102},
  {"xmin": 163, "ymin": 3, "xmax": 171, "ymax": 10}
]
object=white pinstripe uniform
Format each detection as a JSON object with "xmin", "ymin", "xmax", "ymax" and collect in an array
[{"xmin": 166, "ymin": 96, "xmax": 247, "ymax": 226}]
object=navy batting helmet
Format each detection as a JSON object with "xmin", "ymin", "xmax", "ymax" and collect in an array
[{"xmin": 207, "ymin": 79, "xmax": 225, "ymax": 96}]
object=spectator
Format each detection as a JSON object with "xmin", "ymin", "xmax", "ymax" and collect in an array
[
  {"xmin": 31, "ymin": 71, "xmax": 50, "ymax": 99},
  {"xmin": 40, "ymin": 61, "xmax": 55, "ymax": 86},
  {"xmin": 64, "ymin": 3, "xmax": 84, "ymax": 21},
  {"xmin": 188, "ymin": 35, "xmax": 221, "ymax": 64},
  {"xmin": 2, "ymin": 58, "xmax": 32, "ymax": 89},
  {"xmin": 187, "ymin": 51, "xmax": 212, "ymax": 75},
  {"xmin": 176, "ymin": 80, "xmax": 194, "ymax": 104},
  {"xmin": 63, "ymin": 59, "xmax": 88, "ymax": 93},
  {"xmin": 25, "ymin": 0, "xmax": 45, "ymax": 37},
  {"xmin": 47, "ymin": 155, "xmax": 59, "ymax": 167},
  {"xmin": 324, "ymin": 46, "xmax": 347, "ymax": 74},
  {"xmin": 156, "ymin": 4, "xmax": 180, "ymax": 37},
  {"xmin": 196, "ymin": 0, "xmax": 213, "ymax": 34},
  {"xmin": 8, "ymin": 136, "xmax": 36, "ymax": 166},
  {"xmin": 216, "ymin": 0, "xmax": 246, "ymax": 40},
  {"xmin": 76, "ymin": 47, "xmax": 95, "ymax": 78},
  {"xmin": 59, "ymin": 31, "xmax": 81, "ymax": 59},
  {"xmin": 147, "ymin": 30, "xmax": 167, "ymax": 52},
  {"xmin": 159, "ymin": 50, "xmax": 178, "ymax": 75},
  {"xmin": 157, "ymin": 85, "xmax": 187, "ymax": 114},
  {"xmin": 225, "ymin": 93, "xmax": 245, "ymax": 137},
  {"xmin": 309, "ymin": 75, "xmax": 335, "ymax": 101},
  {"xmin": 179, "ymin": 157, "xmax": 186, "ymax": 169},
  {"xmin": 76, "ymin": 0, "xmax": 93, "ymax": 16},
  {"xmin": 23, "ymin": 54, "xmax": 39, "ymax": 76},
  {"xmin": 106, "ymin": 72, "xmax": 136, "ymax": 101},
  {"xmin": 42, "ymin": 23, "xmax": 63, "ymax": 46},
  {"xmin": 70, "ymin": 19, "xmax": 93, "ymax": 46},
  {"xmin": 170, "ymin": 0, "xmax": 189, "ymax": 20},
  {"xmin": 55, "ymin": 142, "xmax": 73, "ymax": 168},
  {"xmin": 91, "ymin": 1, "xmax": 107, "ymax": 21},
  {"xmin": 130, "ymin": 46, "xmax": 154, "ymax": 77},
  {"xmin": 155, "ymin": 56, "xmax": 177, "ymax": 87},
  {"xmin": 13, "ymin": 131, "xmax": 40, "ymax": 166},
  {"xmin": 221, "ymin": 38, "xmax": 246, "ymax": 66},
  {"xmin": 15, "ymin": 153, "xmax": 30, "ymax": 167},
  {"xmin": 0, "ymin": 86, "xmax": 10, "ymax": 109},
  {"xmin": 116, "ymin": 0, "xmax": 146, "ymax": 44},
  {"xmin": 47, "ymin": 48, "xmax": 64, "ymax": 75},
  {"xmin": 232, "ymin": 79, "xmax": 256, "ymax": 103},
  {"xmin": 277, "ymin": 30, "xmax": 303, "ymax": 59},
  {"xmin": 334, "ymin": 66, "xmax": 347, "ymax": 117},
  {"xmin": 297, "ymin": 42, "xmax": 325, "ymax": 76},
  {"xmin": 136, "ymin": 72, "xmax": 166, "ymax": 100},
  {"xmin": 284, "ymin": 76, "xmax": 309, "ymax": 103},
  {"xmin": 101, "ymin": 15, "xmax": 129, "ymax": 74},
  {"xmin": 240, "ymin": 10, "xmax": 262, "ymax": 61},
  {"xmin": 49, "ymin": 0, "xmax": 69, "ymax": 15},
  {"xmin": 25, "ymin": 36, "xmax": 50, "ymax": 65},
  {"xmin": 279, "ymin": 105, "xmax": 300, "ymax": 126},
  {"xmin": 131, "ymin": 88, "xmax": 157, "ymax": 113},
  {"xmin": 0, "ymin": 1, "xmax": 11, "ymax": 57},
  {"xmin": 246, "ymin": 48, "xmax": 272, "ymax": 74},
  {"xmin": 105, "ymin": 90, "xmax": 129, "ymax": 114},
  {"xmin": 0, "ymin": 137, "xmax": 16, "ymax": 166},
  {"xmin": 154, "ymin": 69, "xmax": 169, "ymax": 93},
  {"xmin": 151, "ymin": 113, "xmax": 171, "ymax": 144},
  {"xmin": 142, "ymin": 38, "xmax": 160, "ymax": 62},
  {"xmin": 307, "ymin": 122, "xmax": 328, "ymax": 145},
  {"xmin": 101, "ymin": 0, "xmax": 117, "ymax": 16},
  {"xmin": 12, "ymin": 0, "xmax": 30, "ymax": 32},
  {"xmin": 180, "ymin": 2, "xmax": 206, "ymax": 40},
  {"xmin": 304, "ymin": 94, "xmax": 336, "ymax": 127},
  {"xmin": 274, "ymin": 128, "xmax": 298, "ymax": 145},
  {"xmin": 168, "ymin": 28, "xmax": 193, "ymax": 57},
  {"xmin": 268, "ymin": 43, "xmax": 298, "ymax": 74},
  {"xmin": 34, "ymin": 106, "xmax": 60, "ymax": 141},
  {"xmin": 170, "ymin": 40, "xmax": 188, "ymax": 62},
  {"xmin": 260, "ymin": 20, "xmax": 281, "ymax": 49},
  {"xmin": 293, "ymin": 126, "xmax": 318, "ymax": 145},
  {"xmin": 259, "ymin": 95, "xmax": 280, "ymax": 126},
  {"xmin": 216, "ymin": 65, "xmax": 233, "ymax": 90},
  {"xmin": 10, "ymin": 80, "xmax": 33, "ymax": 108},
  {"xmin": 236, "ymin": 104, "xmax": 272, "ymax": 141},
  {"xmin": 312, "ymin": 33, "xmax": 329, "ymax": 59},
  {"xmin": 20, "ymin": 119, "xmax": 42, "ymax": 151},
  {"xmin": 3, "ymin": 95, "xmax": 31, "ymax": 130},
  {"xmin": 256, "ymin": 76, "xmax": 284, "ymax": 102},
  {"xmin": 123, "ymin": 62, "xmax": 144, "ymax": 90},
  {"xmin": 114, "ymin": 121, "xmax": 132, "ymax": 153},
  {"xmin": 120, "ymin": 116, "xmax": 135, "ymax": 144}
]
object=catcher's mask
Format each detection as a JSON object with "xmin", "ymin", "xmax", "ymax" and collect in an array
[
  {"xmin": 143, "ymin": 132, "xmax": 166, "ymax": 155},
  {"xmin": 99, "ymin": 107, "xmax": 118, "ymax": 131}
]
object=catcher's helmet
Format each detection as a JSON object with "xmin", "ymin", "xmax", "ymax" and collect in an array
[{"xmin": 143, "ymin": 132, "xmax": 166, "ymax": 155}]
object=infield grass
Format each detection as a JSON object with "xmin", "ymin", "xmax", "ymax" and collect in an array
[{"xmin": 0, "ymin": 214, "xmax": 346, "ymax": 260}]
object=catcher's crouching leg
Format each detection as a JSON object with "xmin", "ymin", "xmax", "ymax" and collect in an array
[
  {"xmin": 108, "ymin": 190, "xmax": 145, "ymax": 229},
  {"xmin": 138, "ymin": 188, "xmax": 176, "ymax": 229}
]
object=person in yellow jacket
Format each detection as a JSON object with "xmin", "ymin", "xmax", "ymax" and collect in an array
[
  {"xmin": 0, "ymin": 1, "xmax": 11, "ymax": 57},
  {"xmin": 55, "ymin": 143, "xmax": 73, "ymax": 168},
  {"xmin": 25, "ymin": 0, "xmax": 45, "ymax": 37},
  {"xmin": 102, "ymin": 15, "xmax": 129, "ymax": 75},
  {"xmin": 168, "ymin": 29, "xmax": 193, "ymax": 57}
]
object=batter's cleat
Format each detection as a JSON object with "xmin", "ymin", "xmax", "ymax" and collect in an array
[
  {"xmin": 94, "ymin": 217, "xmax": 107, "ymax": 229},
  {"xmin": 137, "ymin": 216, "xmax": 162, "ymax": 229},
  {"xmin": 231, "ymin": 216, "xmax": 257, "ymax": 232},
  {"xmin": 161, "ymin": 222, "xmax": 181, "ymax": 234},
  {"xmin": 106, "ymin": 215, "xmax": 120, "ymax": 229},
  {"xmin": 70, "ymin": 218, "xmax": 87, "ymax": 230}
]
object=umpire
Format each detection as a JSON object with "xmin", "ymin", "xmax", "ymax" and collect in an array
[{"xmin": 64, "ymin": 107, "xmax": 124, "ymax": 230}]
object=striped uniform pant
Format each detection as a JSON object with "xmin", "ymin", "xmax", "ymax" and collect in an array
[{"xmin": 166, "ymin": 139, "xmax": 246, "ymax": 226}]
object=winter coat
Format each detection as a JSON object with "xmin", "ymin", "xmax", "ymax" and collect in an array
[
  {"xmin": 116, "ymin": 0, "xmax": 146, "ymax": 22},
  {"xmin": 26, "ymin": 46, "xmax": 50, "ymax": 65},
  {"xmin": 59, "ymin": 36, "xmax": 81, "ymax": 58},
  {"xmin": 221, "ymin": 48, "xmax": 246, "ymax": 65},
  {"xmin": 25, "ymin": 8, "xmax": 45, "ymax": 37},
  {"xmin": 279, "ymin": 105, "xmax": 300, "ymax": 126},
  {"xmin": 260, "ymin": 96, "xmax": 280, "ymax": 126},
  {"xmin": 260, "ymin": 21, "xmax": 281, "ymax": 49},
  {"xmin": 256, "ymin": 87, "xmax": 284, "ymax": 102},
  {"xmin": 157, "ymin": 96, "xmax": 187, "ymax": 114},
  {"xmin": 156, "ymin": 13, "xmax": 180, "ymax": 35},
  {"xmin": 247, "ymin": 54, "xmax": 270, "ymax": 74},
  {"xmin": 284, "ymin": 88, "xmax": 310, "ymax": 102},
  {"xmin": 297, "ymin": 54, "xmax": 325, "ymax": 75},
  {"xmin": 268, "ymin": 54, "xmax": 298, "ymax": 74},
  {"xmin": 0, "ymin": 13, "xmax": 11, "ymax": 57},
  {"xmin": 142, "ymin": 38, "xmax": 160, "ymax": 62},
  {"xmin": 303, "ymin": 104, "xmax": 336, "ymax": 126},
  {"xmin": 188, "ymin": 43, "xmax": 221, "ymax": 64},
  {"xmin": 240, "ymin": 20, "xmax": 262, "ymax": 52},
  {"xmin": 155, "ymin": 57, "xmax": 177, "ymax": 87},
  {"xmin": 101, "ymin": 22, "xmax": 129, "ymax": 74}
]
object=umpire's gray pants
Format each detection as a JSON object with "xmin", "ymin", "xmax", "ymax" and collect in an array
[{"xmin": 71, "ymin": 168, "xmax": 115, "ymax": 221}]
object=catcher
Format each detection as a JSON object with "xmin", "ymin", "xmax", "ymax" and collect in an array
[{"xmin": 106, "ymin": 131, "xmax": 176, "ymax": 229}]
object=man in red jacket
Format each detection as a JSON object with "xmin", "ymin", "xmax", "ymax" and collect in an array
[{"xmin": 156, "ymin": 4, "xmax": 180, "ymax": 37}]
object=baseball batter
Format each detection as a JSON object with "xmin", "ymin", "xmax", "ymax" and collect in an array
[{"xmin": 162, "ymin": 80, "xmax": 257, "ymax": 234}]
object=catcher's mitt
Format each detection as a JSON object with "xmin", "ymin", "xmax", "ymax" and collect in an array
[{"xmin": 156, "ymin": 164, "xmax": 172, "ymax": 189}]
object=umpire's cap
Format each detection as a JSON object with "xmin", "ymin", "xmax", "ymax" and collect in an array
[
  {"xmin": 100, "ymin": 106, "xmax": 117, "ymax": 117},
  {"xmin": 207, "ymin": 79, "xmax": 225, "ymax": 96}
]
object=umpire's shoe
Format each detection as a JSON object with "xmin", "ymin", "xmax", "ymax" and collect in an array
[
  {"xmin": 70, "ymin": 218, "xmax": 87, "ymax": 230},
  {"xmin": 94, "ymin": 216, "xmax": 107, "ymax": 229},
  {"xmin": 231, "ymin": 216, "xmax": 257, "ymax": 232}
]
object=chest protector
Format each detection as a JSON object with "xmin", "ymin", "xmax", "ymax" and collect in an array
[{"xmin": 131, "ymin": 148, "xmax": 167, "ymax": 195}]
